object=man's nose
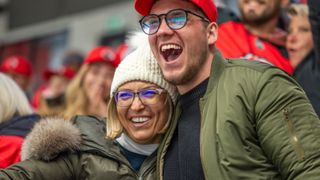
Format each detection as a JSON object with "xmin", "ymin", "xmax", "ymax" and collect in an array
[{"xmin": 157, "ymin": 17, "xmax": 174, "ymax": 35}]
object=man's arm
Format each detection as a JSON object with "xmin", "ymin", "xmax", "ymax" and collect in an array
[{"xmin": 255, "ymin": 68, "xmax": 320, "ymax": 179}]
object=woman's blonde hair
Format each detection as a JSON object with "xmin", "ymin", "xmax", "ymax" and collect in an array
[
  {"xmin": 106, "ymin": 93, "xmax": 174, "ymax": 140},
  {"xmin": 287, "ymin": 4, "xmax": 309, "ymax": 18},
  {"xmin": 63, "ymin": 64, "xmax": 90, "ymax": 120},
  {"xmin": 0, "ymin": 73, "xmax": 33, "ymax": 123}
]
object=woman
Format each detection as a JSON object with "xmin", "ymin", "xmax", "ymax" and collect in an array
[
  {"xmin": 286, "ymin": 4, "xmax": 320, "ymax": 116},
  {"xmin": 0, "ymin": 73, "xmax": 40, "ymax": 168},
  {"xmin": 0, "ymin": 34, "xmax": 177, "ymax": 179},
  {"xmin": 64, "ymin": 46, "xmax": 119, "ymax": 119},
  {"xmin": 37, "ymin": 66, "xmax": 75, "ymax": 116}
]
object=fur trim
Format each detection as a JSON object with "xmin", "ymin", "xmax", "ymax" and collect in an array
[{"xmin": 21, "ymin": 117, "xmax": 81, "ymax": 161}]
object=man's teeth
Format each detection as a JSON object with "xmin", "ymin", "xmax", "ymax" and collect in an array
[
  {"xmin": 161, "ymin": 44, "xmax": 181, "ymax": 52},
  {"xmin": 131, "ymin": 117, "xmax": 149, "ymax": 123}
]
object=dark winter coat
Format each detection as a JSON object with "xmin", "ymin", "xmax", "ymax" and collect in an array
[{"xmin": 0, "ymin": 116, "xmax": 156, "ymax": 180}]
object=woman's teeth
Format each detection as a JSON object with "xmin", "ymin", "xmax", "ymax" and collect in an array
[{"xmin": 131, "ymin": 117, "xmax": 149, "ymax": 123}]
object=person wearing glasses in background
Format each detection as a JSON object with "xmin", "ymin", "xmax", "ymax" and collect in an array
[
  {"xmin": 135, "ymin": 0, "xmax": 320, "ymax": 179},
  {"xmin": 0, "ymin": 33, "xmax": 177, "ymax": 180}
]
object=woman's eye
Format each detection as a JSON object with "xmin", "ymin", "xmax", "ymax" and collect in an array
[
  {"xmin": 141, "ymin": 90, "xmax": 157, "ymax": 98},
  {"xmin": 118, "ymin": 92, "xmax": 133, "ymax": 100}
]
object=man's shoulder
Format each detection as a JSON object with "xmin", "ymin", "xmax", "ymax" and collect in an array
[
  {"xmin": 224, "ymin": 58, "xmax": 277, "ymax": 74},
  {"xmin": 220, "ymin": 57, "xmax": 291, "ymax": 84}
]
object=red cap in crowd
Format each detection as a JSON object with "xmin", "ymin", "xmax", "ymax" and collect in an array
[
  {"xmin": 43, "ymin": 66, "xmax": 76, "ymax": 80},
  {"xmin": 84, "ymin": 46, "xmax": 119, "ymax": 68},
  {"xmin": 134, "ymin": 0, "xmax": 217, "ymax": 22},
  {"xmin": 0, "ymin": 55, "xmax": 32, "ymax": 77}
]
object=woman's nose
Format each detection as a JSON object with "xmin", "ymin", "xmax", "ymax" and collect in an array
[
  {"xmin": 130, "ymin": 95, "xmax": 145, "ymax": 111},
  {"xmin": 287, "ymin": 34, "xmax": 297, "ymax": 43}
]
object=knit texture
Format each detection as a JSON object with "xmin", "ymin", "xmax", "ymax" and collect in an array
[{"xmin": 110, "ymin": 33, "xmax": 177, "ymax": 104}]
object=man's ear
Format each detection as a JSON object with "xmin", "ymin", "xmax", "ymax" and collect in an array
[{"xmin": 207, "ymin": 22, "xmax": 218, "ymax": 45}]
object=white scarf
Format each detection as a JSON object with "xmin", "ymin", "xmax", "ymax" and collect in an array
[{"xmin": 116, "ymin": 133, "xmax": 159, "ymax": 156}]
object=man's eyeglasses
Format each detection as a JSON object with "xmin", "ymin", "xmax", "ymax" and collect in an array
[
  {"xmin": 114, "ymin": 88, "xmax": 166, "ymax": 107},
  {"xmin": 139, "ymin": 9, "xmax": 210, "ymax": 35}
]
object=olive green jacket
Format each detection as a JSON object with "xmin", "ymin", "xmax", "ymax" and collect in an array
[
  {"xmin": 0, "ymin": 116, "xmax": 156, "ymax": 180},
  {"xmin": 157, "ymin": 51, "xmax": 320, "ymax": 180}
]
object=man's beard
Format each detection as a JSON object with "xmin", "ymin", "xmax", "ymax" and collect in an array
[
  {"xmin": 241, "ymin": 9, "xmax": 279, "ymax": 26},
  {"xmin": 164, "ymin": 51, "xmax": 207, "ymax": 86}
]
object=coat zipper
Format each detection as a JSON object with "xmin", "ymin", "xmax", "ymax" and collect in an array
[{"xmin": 283, "ymin": 108, "xmax": 305, "ymax": 161}]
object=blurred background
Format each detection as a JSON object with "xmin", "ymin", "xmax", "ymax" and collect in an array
[{"xmin": 0, "ymin": 0, "xmax": 138, "ymax": 93}]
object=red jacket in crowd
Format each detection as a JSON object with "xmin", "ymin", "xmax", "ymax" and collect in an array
[
  {"xmin": 0, "ymin": 114, "xmax": 40, "ymax": 168},
  {"xmin": 216, "ymin": 21, "xmax": 294, "ymax": 75}
]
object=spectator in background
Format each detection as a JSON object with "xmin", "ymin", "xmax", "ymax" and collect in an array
[
  {"xmin": 64, "ymin": 46, "xmax": 119, "ymax": 119},
  {"xmin": 286, "ymin": 4, "xmax": 320, "ymax": 116},
  {"xmin": 0, "ymin": 55, "xmax": 32, "ymax": 97},
  {"xmin": 37, "ymin": 66, "xmax": 75, "ymax": 116},
  {"xmin": 216, "ymin": 0, "xmax": 293, "ymax": 75},
  {"xmin": 286, "ymin": 3, "xmax": 320, "ymax": 116},
  {"xmin": 61, "ymin": 51, "xmax": 84, "ymax": 73},
  {"xmin": 286, "ymin": 4, "xmax": 313, "ymax": 69},
  {"xmin": 0, "ymin": 73, "xmax": 40, "ymax": 168}
]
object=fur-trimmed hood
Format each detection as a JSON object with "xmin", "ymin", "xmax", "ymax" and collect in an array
[{"xmin": 21, "ymin": 117, "xmax": 82, "ymax": 161}]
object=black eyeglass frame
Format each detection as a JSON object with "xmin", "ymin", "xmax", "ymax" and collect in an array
[{"xmin": 139, "ymin": 8, "xmax": 210, "ymax": 35}]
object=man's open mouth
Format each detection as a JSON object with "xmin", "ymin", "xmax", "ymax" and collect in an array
[{"xmin": 160, "ymin": 43, "xmax": 182, "ymax": 62}]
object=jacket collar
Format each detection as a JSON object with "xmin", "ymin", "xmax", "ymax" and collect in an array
[{"xmin": 203, "ymin": 49, "xmax": 227, "ymax": 98}]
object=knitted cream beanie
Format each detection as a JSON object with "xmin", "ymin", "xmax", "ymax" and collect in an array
[{"xmin": 110, "ymin": 33, "xmax": 178, "ymax": 104}]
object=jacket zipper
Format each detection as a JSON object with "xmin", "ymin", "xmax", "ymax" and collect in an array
[{"xmin": 283, "ymin": 108, "xmax": 305, "ymax": 161}]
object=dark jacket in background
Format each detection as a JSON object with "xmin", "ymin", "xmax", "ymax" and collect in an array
[
  {"xmin": 293, "ymin": 52, "xmax": 320, "ymax": 116},
  {"xmin": 0, "ymin": 114, "xmax": 40, "ymax": 168},
  {"xmin": 293, "ymin": 0, "xmax": 320, "ymax": 116}
]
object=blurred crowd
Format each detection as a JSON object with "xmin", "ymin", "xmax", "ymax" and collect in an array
[{"xmin": 0, "ymin": 0, "xmax": 319, "ymax": 170}]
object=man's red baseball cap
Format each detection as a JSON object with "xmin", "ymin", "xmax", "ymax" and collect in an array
[
  {"xmin": 0, "ymin": 55, "xmax": 32, "ymax": 77},
  {"xmin": 83, "ymin": 46, "xmax": 119, "ymax": 68},
  {"xmin": 134, "ymin": 0, "xmax": 217, "ymax": 22}
]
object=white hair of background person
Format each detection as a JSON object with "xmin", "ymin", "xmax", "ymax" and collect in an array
[{"xmin": 0, "ymin": 73, "xmax": 33, "ymax": 123}]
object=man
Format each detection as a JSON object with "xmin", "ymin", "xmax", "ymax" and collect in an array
[
  {"xmin": 215, "ymin": 0, "xmax": 293, "ymax": 75},
  {"xmin": 134, "ymin": 0, "xmax": 320, "ymax": 179},
  {"xmin": 0, "ymin": 55, "xmax": 32, "ymax": 94}
]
